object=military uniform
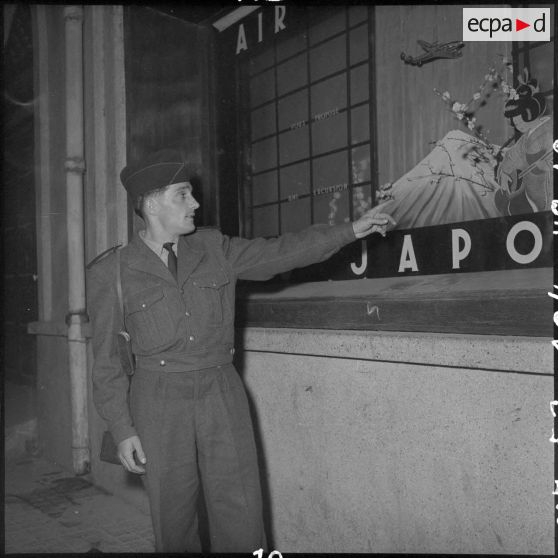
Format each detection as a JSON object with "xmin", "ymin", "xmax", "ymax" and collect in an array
[{"xmin": 88, "ymin": 222, "xmax": 356, "ymax": 552}]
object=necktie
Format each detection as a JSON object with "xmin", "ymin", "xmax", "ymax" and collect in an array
[{"xmin": 163, "ymin": 242, "xmax": 178, "ymax": 281}]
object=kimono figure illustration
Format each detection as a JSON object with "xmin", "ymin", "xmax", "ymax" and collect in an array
[{"xmin": 494, "ymin": 76, "xmax": 552, "ymax": 216}]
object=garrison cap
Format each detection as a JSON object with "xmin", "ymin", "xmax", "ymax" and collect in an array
[{"xmin": 120, "ymin": 149, "xmax": 195, "ymax": 200}]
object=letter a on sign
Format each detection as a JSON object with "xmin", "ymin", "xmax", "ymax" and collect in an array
[{"xmin": 398, "ymin": 235, "xmax": 418, "ymax": 272}]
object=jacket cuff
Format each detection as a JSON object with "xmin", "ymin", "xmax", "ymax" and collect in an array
[
  {"xmin": 336, "ymin": 221, "xmax": 357, "ymax": 245},
  {"xmin": 110, "ymin": 423, "xmax": 138, "ymax": 446}
]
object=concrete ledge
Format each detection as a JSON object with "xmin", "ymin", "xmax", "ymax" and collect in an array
[{"xmin": 240, "ymin": 327, "xmax": 552, "ymax": 375}]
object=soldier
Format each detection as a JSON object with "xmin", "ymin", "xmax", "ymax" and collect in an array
[{"xmin": 87, "ymin": 149, "xmax": 395, "ymax": 553}]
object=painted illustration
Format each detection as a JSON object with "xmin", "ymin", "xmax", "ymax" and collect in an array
[{"xmin": 367, "ymin": 68, "xmax": 553, "ymax": 229}]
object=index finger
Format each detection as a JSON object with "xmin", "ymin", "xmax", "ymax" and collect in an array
[{"xmin": 375, "ymin": 213, "xmax": 397, "ymax": 226}]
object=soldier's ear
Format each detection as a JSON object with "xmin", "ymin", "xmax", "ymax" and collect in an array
[{"xmin": 144, "ymin": 196, "xmax": 158, "ymax": 216}]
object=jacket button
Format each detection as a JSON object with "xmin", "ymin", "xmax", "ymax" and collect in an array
[
  {"xmin": 189, "ymin": 335, "xmax": 195, "ymax": 341},
  {"xmin": 230, "ymin": 348, "xmax": 235, "ymax": 355},
  {"xmin": 160, "ymin": 360, "xmax": 166, "ymax": 366},
  {"xmin": 185, "ymin": 311, "xmax": 190, "ymax": 317},
  {"xmin": 141, "ymin": 303, "xmax": 146, "ymax": 308}
]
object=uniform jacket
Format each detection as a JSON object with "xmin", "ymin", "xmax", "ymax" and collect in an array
[{"xmin": 87, "ymin": 223, "xmax": 356, "ymax": 444}]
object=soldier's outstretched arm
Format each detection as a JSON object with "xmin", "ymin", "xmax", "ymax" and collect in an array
[{"xmin": 220, "ymin": 209, "xmax": 396, "ymax": 281}]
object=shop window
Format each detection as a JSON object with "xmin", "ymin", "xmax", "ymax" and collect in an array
[
  {"xmin": 250, "ymin": 67, "xmax": 275, "ymax": 107},
  {"xmin": 278, "ymin": 90, "xmax": 308, "ymax": 131},
  {"xmin": 280, "ymin": 161, "xmax": 311, "ymax": 199},
  {"xmin": 252, "ymin": 171, "xmax": 278, "ymax": 206},
  {"xmin": 349, "ymin": 24, "xmax": 369, "ymax": 65},
  {"xmin": 277, "ymin": 52, "xmax": 308, "ymax": 96},
  {"xmin": 281, "ymin": 198, "xmax": 311, "ymax": 233},
  {"xmin": 252, "ymin": 205, "xmax": 279, "ymax": 237},
  {"xmin": 219, "ymin": 4, "xmax": 553, "ymax": 335},
  {"xmin": 252, "ymin": 136, "xmax": 277, "ymax": 173},
  {"xmin": 311, "ymin": 113, "xmax": 348, "ymax": 155},
  {"xmin": 279, "ymin": 127, "xmax": 309, "ymax": 165},
  {"xmin": 251, "ymin": 103, "xmax": 276, "ymax": 141},
  {"xmin": 309, "ymin": 9, "xmax": 345, "ymax": 45},
  {"xmin": 351, "ymin": 105, "xmax": 370, "ymax": 144},
  {"xmin": 310, "ymin": 74, "xmax": 347, "ymax": 114},
  {"xmin": 310, "ymin": 35, "xmax": 346, "ymax": 81}
]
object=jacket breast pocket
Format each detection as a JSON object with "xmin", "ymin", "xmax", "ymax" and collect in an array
[
  {"xmin": 126, "ymin": 287, "xmax": 175, "ymax": 352},
  {"xmin": 191, "ymin": 269, "xmax": 230, "ymax": 326}
]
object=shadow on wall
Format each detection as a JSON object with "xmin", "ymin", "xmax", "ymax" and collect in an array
[{"xmin": 234, "ymin": 327, "xmax": 275, "ymax": 550}]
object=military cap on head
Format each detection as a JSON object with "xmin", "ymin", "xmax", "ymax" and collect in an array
[{"xmin": 120, "ymin": 149, "xmax": 194, "ymax": 200}]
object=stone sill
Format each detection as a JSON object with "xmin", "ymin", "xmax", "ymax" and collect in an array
[{"xmin": 237, "ymin": 268, "xmax": 553, "ymax": 337}]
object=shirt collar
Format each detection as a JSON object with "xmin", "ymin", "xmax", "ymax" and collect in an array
[{"xmin": 139, "ymin": 229, "xmax": 175, "ymax": 257}]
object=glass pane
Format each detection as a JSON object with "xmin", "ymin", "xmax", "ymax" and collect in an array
[
  {"xmin": 250, "ymin": 68, "xmax": 275, "ymax": 107},
  {"xmin": 251, "ymin": 103, "xmax": 276, "ymax": 141},
  {"xmin": 310, "ymin": 35, "xmax": 346, "ymax": 82},
  {"xmin": 309, "ymin": 10, "xmax": 345, "ymax": 45},
  {"xmin": 280, "ymin": 161, "xmax": 310, "ymax": 199},
  {"xmin": 352, "ymin": 184, "xmax": 373, "ymax": 219},
  {"xmin": 350, "ymin": 63, "xmax": 369, "ymax": 104},
  {"xmin": 252, "ymin": 170, "xmax": 278, "ymax": 206},
  {"xmin": 279, "ymin": 127, "xmax": 309, "ymax": 165},
  {"xmin": 350, "ymin": 24, "xmax": 369, "ymax": 65},
  {"xmin": 250, "ymin": 48, "xmax": 274, "ymax": 75},
  {"xmin": 313, "ymin": 188, "xmax": 350, "ymax": 225},
  {"xmin": 277, "ymin": 32, "xmax": 307, "ymax": 62},
  {"xmin": 311, "ymin": 112, "xmax": 348, "ymax": 155},
  {"xmin": 349, "ymin": 5, "xmax": 368, "ymax": 26},
  {"xmin": 312, "ymin": 150, "xmax": 348, "ymax": 194},
  {"xmin": 252, "ymin": 136, "xmax": 277, "ymax": 172},
  {"xmin": 351, "ymin": 145, "xmax": 370, "ymax": 184},
  {"xmin": 311, "ymin": 73, "xmax": 347, "ymax": 115},
  {"xmin": 278, "ymin": 90, "xmax": 308, "ymax": 131},
  {"xmin": 253, "ymin": 205, "xmax": 279, "ymax": 237},
  {"xmin": 281, "ymin": 197, "xmax": 311, "ymax": 233},
  {"xmin": 277, "ymin": 52, "xmax": 308, "ymax": 96},
  {"xmin": 351, "ymin": 105, "xmax": 369, "ymax": 144}
]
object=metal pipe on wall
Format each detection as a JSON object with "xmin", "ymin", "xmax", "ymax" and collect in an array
[{"xmin": 64, "ymin": 5, "xmax": 90, "ymax": 475}]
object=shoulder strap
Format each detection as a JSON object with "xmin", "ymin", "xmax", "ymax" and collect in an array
[
  {"xmin": 115, "ymin": 248, "xmax": 127, "ymax": 332},
  {"xmin": 115, "ymin": 248, "xmax": 135, "ymax": 376},
  {"xmin": 86, "ymin": 244, "xmax": 122, "ymax": 269}
]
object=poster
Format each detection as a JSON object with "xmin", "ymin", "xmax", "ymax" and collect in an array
[{"xmin": 223, "ymin": 4, "xmax": 554, "ymax": 279}]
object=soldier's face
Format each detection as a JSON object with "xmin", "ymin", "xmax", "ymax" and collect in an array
[{"xmin": 151, "ymin": 182, "xmax": 200, "ymax": 236}]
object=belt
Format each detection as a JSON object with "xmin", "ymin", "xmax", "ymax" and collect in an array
[{"xmin": 135, "ymin": 346, "xmax": 235, "ymax": 373}]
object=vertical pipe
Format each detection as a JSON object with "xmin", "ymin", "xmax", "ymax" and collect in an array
[{"xmin": 64, "ymin": 5, "xmax": 90, "ymax": 475}]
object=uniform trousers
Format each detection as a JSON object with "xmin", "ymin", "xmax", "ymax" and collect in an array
[{"xmin": 129, "ymin": 363, "xmax": 266, "ymax": 553}]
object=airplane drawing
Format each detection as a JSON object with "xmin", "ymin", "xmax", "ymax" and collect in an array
[{"xmin": 400, "ymin": 40, "xmax": 465, "ymax": 67}]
